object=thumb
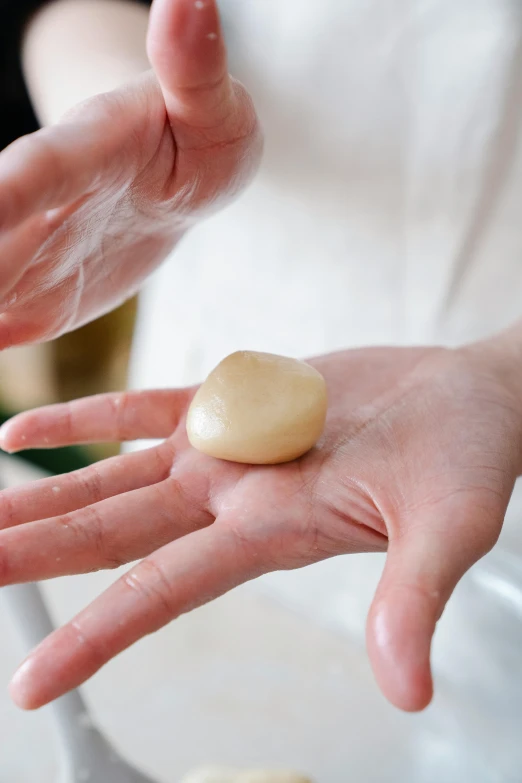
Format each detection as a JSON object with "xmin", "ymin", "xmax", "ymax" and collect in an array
[
  {"xmin": 366, "ymin": 492, "xmax": 508, "ymax": 712},
  {"xmin": 147, "ymin": 0, "xmax": 239, "ymax": 131}
]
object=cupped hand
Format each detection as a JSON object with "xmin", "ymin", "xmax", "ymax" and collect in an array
[
  {"xmin": 1, "ymin": 342, "xmax": 521, "ymax": 712},
  {"xmin": 0, "ymin": 0, "xmax": 261, "ymax": 346}
]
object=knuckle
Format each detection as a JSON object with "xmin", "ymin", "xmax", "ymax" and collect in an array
[
  {"xmin": 155, "ymin": 443, "xmax": 176, "ymax": 480},
  {"xmin": 67, "ymin": 621, "xmax": 107, "ymax": 672},
  {"xmin": 155, "ymin": 477, "xmax": 193, "ymax": 532},
  {"xmin": 63, "ymin": 403, "xmax": 75, "ymax": 442},
  {"xmin": 102, "ymin": 554, "xmax": 129, "ymax": 571},
  {"xmin": 57, "ymin": 506, "xmax": 111, "ymax": 565},
  {"xmin": 109, "ymin": 392, "xmax": 131, "ymax": 439},
  {"xmin": 80, "ymin": 505, "xmax": 113, "ymax": 566},
  {"xmin": 123, "ymin": 560, "xmax": 176, "ymax": 623},
  {"xmin": 178, "ymin": 79, "xmax": 261, "ymax": 153},
  {"xmin": 390, "ymin": 580, "xmax": 440, "ymax": 607},
  {"xmin": 180, "ymin": 71, "xmax": 229, "ymax": 98},
  {"xmin": 75, "ymin": 464, "xmax": 104, "ymax": 505},
  {"xmin": 230, "ymin": 79, "xmax": 260, "ymax": 135}
]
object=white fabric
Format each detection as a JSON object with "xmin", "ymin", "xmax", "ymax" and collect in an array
[
  {"xmin": 131, "ymin": 0, "xmax": 522, "ymax": 390},
  {"xmin": 126, "ymin": 4, "xmax": 522, "ymax": 776},
  {"xmin": 129, "ymin": 0, "xmax": 522, "ymax": 575}
]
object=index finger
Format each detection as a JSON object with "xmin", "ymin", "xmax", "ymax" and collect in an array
[{"xmin": 0, "ymin": 389, "xmax": 194, "ymax": 452}]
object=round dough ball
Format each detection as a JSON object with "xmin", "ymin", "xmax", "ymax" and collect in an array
[{"xmin": 186, "ymin": 351, "xmax": 327, "ymax": 465}]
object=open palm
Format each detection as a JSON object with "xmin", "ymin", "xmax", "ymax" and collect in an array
[
  {"xmin": 0, "ymin": 0, "xmax": 260, "ymax": 347},
  {"xmin": 1, "ymin": 342, "xmax": 520, "ymax": 713}
]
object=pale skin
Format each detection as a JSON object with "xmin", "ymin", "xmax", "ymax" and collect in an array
[
  {"xmin": 0, "ymin": 0, "xmax": 521, "ymax": 716},
  {"xmin": 2, "ymin": 335, "xmax": 522, "ymax": 714},
  {"xmin": 0, "ymin": 0, "xmax": 261, "ymax": 346}
]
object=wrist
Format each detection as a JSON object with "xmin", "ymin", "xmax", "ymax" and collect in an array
[{"xmin": 22, "ymin": 0, "xmax": 151, "ymax": 126}]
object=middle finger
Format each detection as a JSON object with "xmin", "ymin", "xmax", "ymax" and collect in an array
[
  {"xmin": 0, "ymin": 477, "xmax": 213, "ymax": 585},
  {"xmin": 0, "ymin": 444, "xmax": 174, "ymax": 530}
]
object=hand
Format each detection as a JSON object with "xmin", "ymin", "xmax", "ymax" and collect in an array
[
  {"xmin": 0, "ymin": 0, "xmax": 261, "ymax": 346},
  {"xmin": 1, "ymin": 341, "xmax": 521, "ymax": 712}
]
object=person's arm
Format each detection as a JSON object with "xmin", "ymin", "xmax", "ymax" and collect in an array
[
  {"xmin": 0, "ymin": 1, "xmax": 152, "ymax": 418},
  {"xmin": 0, "ymin": 0, "xmax": 261, "ymax": 349},
  {"xmin": 22, "ymin": 0, "xmax": 151, "ymax": 126}
]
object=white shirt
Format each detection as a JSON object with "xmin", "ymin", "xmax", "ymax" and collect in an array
[
  {"xmin": 128, "ymin": 2, "xmax": 522, "ymax": 777},
  {"xmin": 132, "ymin": 0, "xmax": 522, "ymax": 387}
]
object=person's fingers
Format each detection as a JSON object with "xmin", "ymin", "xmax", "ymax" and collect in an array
[
  {"xmin": 10, "ymin": 522, "xmax": 263, "ymax": 708},
  {"xmin": 0, "ymin": 389, "xmax": 193, "ymax": 453},
  {"xmin": 147, "ymin": 0, "xmax": 260, "ymax": 171},
  {"xmin": 366, "ymin": 492, "xmax": 507, "ymax": 712},
  {"xmin": 0, "ymin": 474, "xmax": 212, "ymax": 586},
  {"xmin": 0, "ymin": 444, "xmax": 174, "ymax": 529}
]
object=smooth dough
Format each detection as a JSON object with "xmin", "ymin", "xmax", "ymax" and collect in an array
[{"xmin": 186, "ymin": 351, "xmax": 327, "ymax": 465}]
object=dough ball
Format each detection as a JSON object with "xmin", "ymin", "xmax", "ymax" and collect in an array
[{"xmin": 186, "ymin": 351, "xmax": 327, "ymax": 465}]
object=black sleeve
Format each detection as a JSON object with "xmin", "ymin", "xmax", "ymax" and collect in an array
[{"xmin": 0, "ymin": 0, "xmax": 153, "ymax": 152}]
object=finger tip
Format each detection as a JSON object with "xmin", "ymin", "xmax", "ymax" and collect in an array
[
  {"xmin": 372, "ymin": 655, "xmax": 434, "ymax": 713},
  {"xmin": 367, "ymin": 598, "xmax": 435, "ymax": 713},
  {"xmin": 9, "ymin": 660, "xmax": 42, "ymax": 711},
  {"xmin": 148, "ymin": 0, "xmax": 226, "ymax": 89},
  {"xmin": 0, "ymin": 419, "xmax": 29, "ymax": 453},
  {"xmin": 388, "ymin": 677, "xmax": 434, "ymax": 713},
  {"xmin": 0, "ymin": 422, "xmax": 19, "ymax": 453},
  {"xmin": 0, "ymin": 442, "xmax": 19, "ymax": 455}
]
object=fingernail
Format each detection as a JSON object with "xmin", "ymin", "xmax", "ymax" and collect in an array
[{"xmin": 0, "ymin": 422, "xmax": 16, "ymax": 453}]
